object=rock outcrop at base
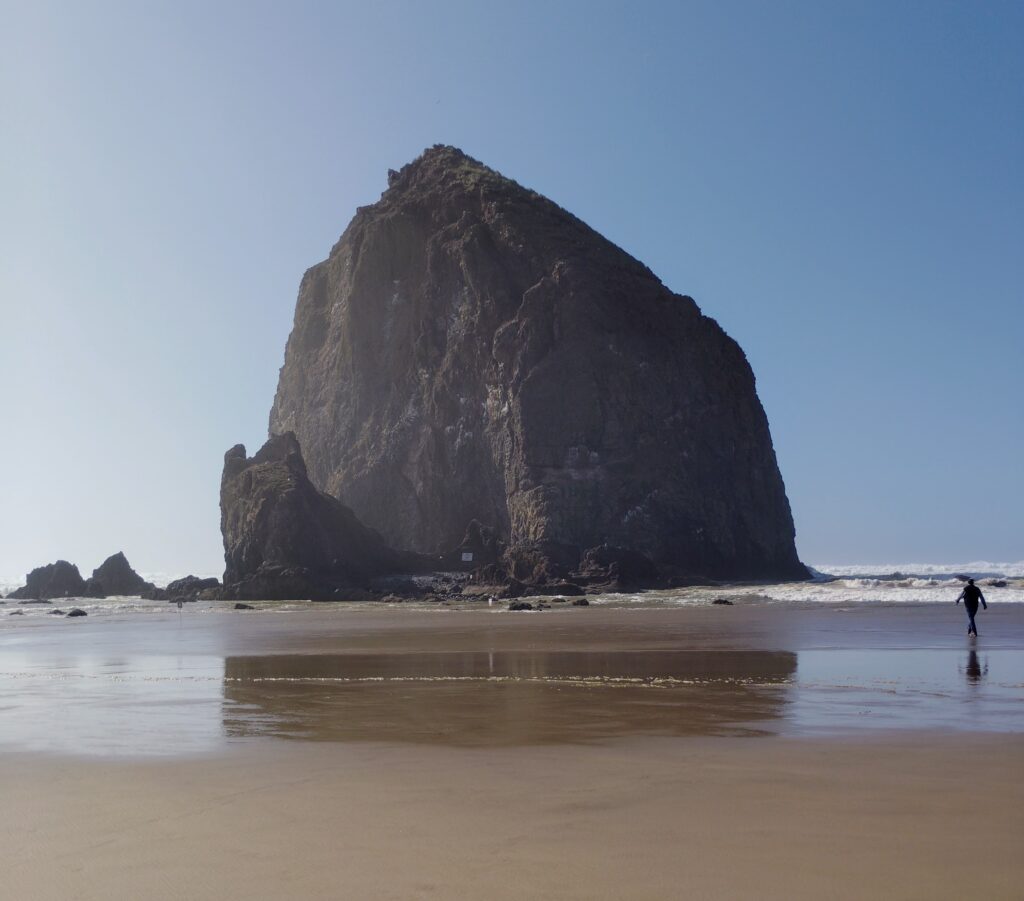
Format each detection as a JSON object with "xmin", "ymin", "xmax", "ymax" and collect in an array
[
  {"xmin": 220, "ymin": 433, "xmax": 431, "ymax": 600},
  {"xmin": 7, "ymin": 560, "xmax": 87, "ymax": 599},
  {"xmin": 269, "ymin": 145, "xmax": 805, "ymax": 584},
  {"xmin": 83, "ymin": 552, "xmax": 155, "ymax": 597}
]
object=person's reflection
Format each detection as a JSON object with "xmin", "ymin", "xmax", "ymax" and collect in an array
[{"xmin": 963, "ymin": 650, "xmax": 987, "ymax": 684}]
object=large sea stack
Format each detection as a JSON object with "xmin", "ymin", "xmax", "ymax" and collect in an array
[{"xmin": 268, "ymin": 146, "xmax": 803, "ymax": 583}]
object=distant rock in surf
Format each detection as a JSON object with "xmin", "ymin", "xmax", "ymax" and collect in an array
[
  {"xmin": 268, "ymin": 145, "xmax": 804, "ymax": 586},
  {"xmin": 142, "ymin": 574, "xmax": 223, "ymax": 602},
  {"xmin": 10, "ymin": 553, "xmax": 156, "ymax": 600},
  {"xmin": 7, "ymin": 560, "xmax": 86, "ymax": 600},
  {"xmin": 83, "ymin": 551, "xmax": 155, "ymax": 598}
]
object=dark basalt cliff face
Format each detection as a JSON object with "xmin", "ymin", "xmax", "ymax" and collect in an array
[
  {"xmin": 220, "ymin": 432, "xmax": 428, "ymax": 599},
  {"xmin": 269, "ymin": 145, "xmax": 804, "ymax": 582}
]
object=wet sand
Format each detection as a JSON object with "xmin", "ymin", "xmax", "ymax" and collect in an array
[
  {"xmin": 2, "ymin": 603, "xmax": 1023, "ymax": 898},
  {"xmin": 2, "ymin": 603, "xmax": 1022, "ymax": 753}
]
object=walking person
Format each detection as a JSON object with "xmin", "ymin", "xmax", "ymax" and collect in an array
[{"xmin": 955, "ymin": 578, "xmax": 987, "ymax": 637}]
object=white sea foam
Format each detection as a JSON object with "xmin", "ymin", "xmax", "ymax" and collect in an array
[
  {"xmin": 0, "ymin": 578, "xmax": 23, "ymax": 598},
  {"xmin": 4, "ymin": 562, "xmax": 1022, "ymax": 611},
  {"xmin": 811, "ymin": 561, "xmax": 1024, "ymax": 580}
]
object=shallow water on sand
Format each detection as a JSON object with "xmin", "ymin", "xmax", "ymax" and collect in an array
[{"xmin": 1, "ymin": 604, "xmax": 1022, "ymax": 757}]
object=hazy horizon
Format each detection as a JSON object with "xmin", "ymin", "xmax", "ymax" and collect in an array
[{"xmin": 2, "ymin": 1, "xmax": 1021, "ymax": 579}]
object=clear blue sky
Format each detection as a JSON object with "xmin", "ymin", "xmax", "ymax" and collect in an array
[{"xmin": 1, "ymin": 0, "xmax": 1021, "ymax": 580}]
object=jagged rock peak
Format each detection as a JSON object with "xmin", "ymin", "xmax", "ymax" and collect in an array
[
  {"xmin": 341, "ymin": 144, "xmax": 659, "ymax": 285},
  {"xmin": 220, "ymin": 432, "xmax": 430, "ymax": 600},
  {"xmin": 381, "ymin": 145, "xmax": 522, "ymax": 198},
  {"xmin": 84, "ymin": 551, "xmax": 154, "ymax": 598}
]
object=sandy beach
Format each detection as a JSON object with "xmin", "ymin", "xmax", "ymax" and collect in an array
[
  {"xmin": 4, "ymin": 734, "xmax": 1022, "ymax": 901},
  {"xmin": 2, "ymin": 602, "xmax": 1023, "ymax": 899}
]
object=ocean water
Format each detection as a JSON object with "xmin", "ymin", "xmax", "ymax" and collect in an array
[{"xmin": 1, "ymin": 562, "xmax": 1021, "ymax": 614}]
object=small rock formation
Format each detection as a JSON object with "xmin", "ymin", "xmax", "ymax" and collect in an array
[
  {"xmin": 143, "ymin": 575, "xmax": 223, "ymax": 602},
  {"xmin": 220, "ymin": 433, "xmax": 431, "ymax": 600},
  {"xmin": 574, "ymin": 544, "xmax": 660, "ymax": 590},
  {"xmin": 269, "ymin": 145, "xmax": 804, "ymax": 585},
  {"xmin": 83, "ymin": 552, "xmax": 155, "ymax": 598},
  {"xmin": 7, "ymin": 560, "xmax": 86, "ymax": 600},
  {"xmin": 65, "ymin": 608, "xmax": 87, "ymax": 617},
  {"xmin": 168, "ymin": 575, "xmax": 220, "ymax": 593}
]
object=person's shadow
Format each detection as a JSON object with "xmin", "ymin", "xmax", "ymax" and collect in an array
[{"xmin": 963, "ymin": 650, "xmax": 988, "ymax": 684}]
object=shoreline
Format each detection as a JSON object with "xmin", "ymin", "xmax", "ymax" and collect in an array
[{"xmin": 2, "ymin": 603, "xmax": 1022, "ymax": 756}]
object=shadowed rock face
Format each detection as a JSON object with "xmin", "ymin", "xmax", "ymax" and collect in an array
[
  {"xmin": 8, "ymin": 560, "xmax": 86, "ymax": 599},
  {"xmin": 270, "ymin": 145, "xmax": 804, "ymax": 582},
  {"xmin": 83, "ymin": 552, "xmax": 154, "ymax": 597},
  {"xmin": 220, "ymin": 433, "xmax": 429, "ymax": 600}
]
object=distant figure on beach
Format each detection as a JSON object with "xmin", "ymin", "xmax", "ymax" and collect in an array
[{"xmin": 955, "ymin": 579, "xmax": 987, "ymax": 637}]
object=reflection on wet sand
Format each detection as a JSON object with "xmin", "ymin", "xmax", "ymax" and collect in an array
[
  {"xmin": 222, "ymin": 650, "xmax": 797, "ymax": 745},
  {"xmin": 963, "ymin": 650, "xmax": 988, "ymax": 684}
]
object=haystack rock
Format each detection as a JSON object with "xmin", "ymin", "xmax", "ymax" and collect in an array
[
  {"xmin": 220, "ymin": 432, "xmax": 429, "ymax": 600},
  {"xmin": 83, "ymin": 552, "xmax": 155, "ymax": 597},
  {"xmin": 268, "ymin": 146, "xmax": 804, "ymax": 583}
]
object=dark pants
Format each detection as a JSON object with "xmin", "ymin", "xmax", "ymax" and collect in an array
[{"xmin": 965, "ymin": 600, "xmax": 979, "ymax": 635}]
